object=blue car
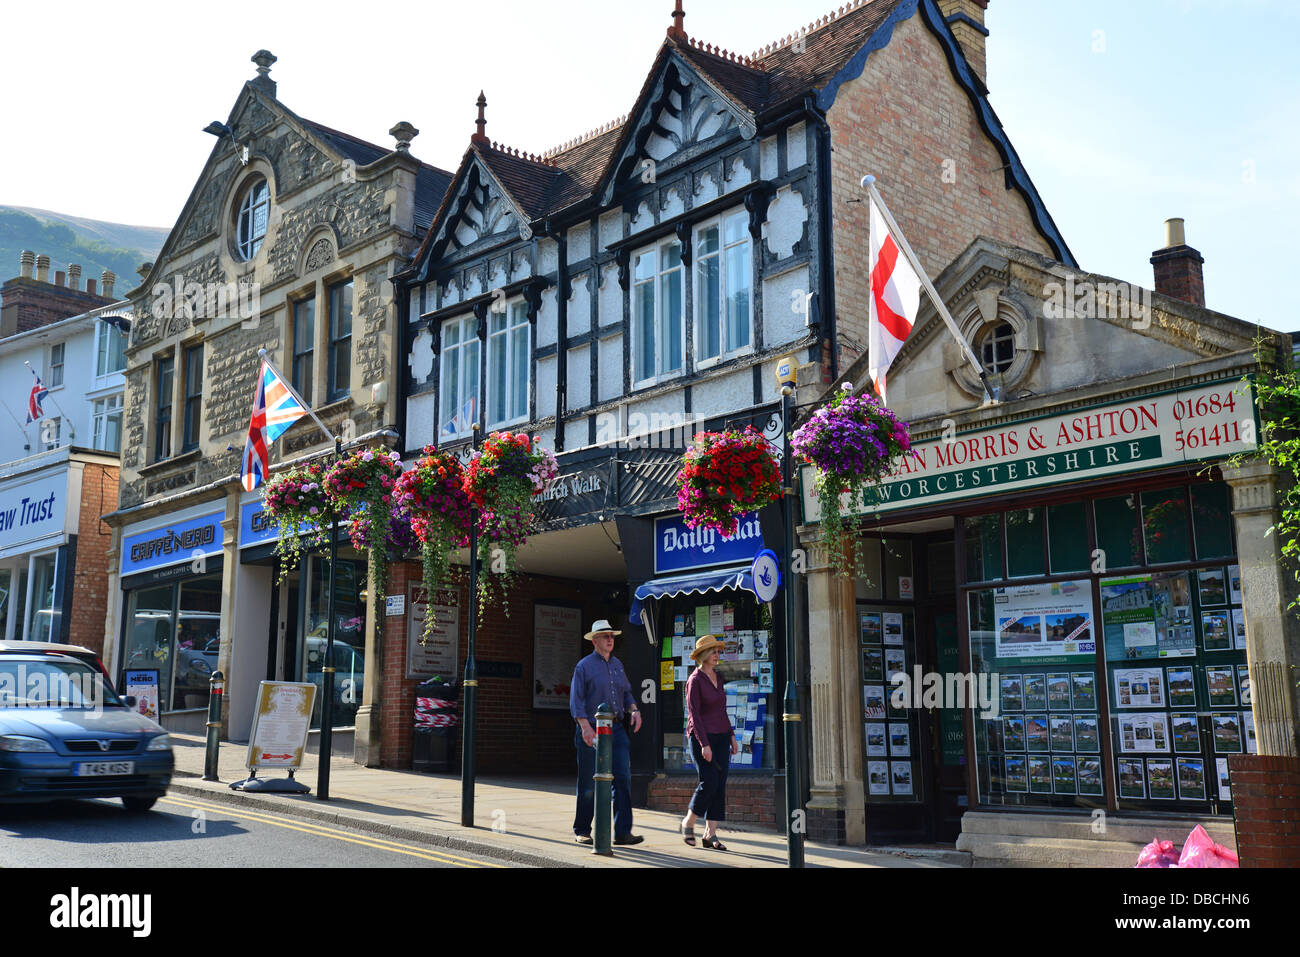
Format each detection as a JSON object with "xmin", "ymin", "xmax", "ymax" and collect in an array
[{"xmin": 0, "ymin": 653, "xmax": 173, "ymax": 812}]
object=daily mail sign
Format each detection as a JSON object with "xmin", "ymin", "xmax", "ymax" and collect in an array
[{"xmin": 802, "ymin": 381, "xmax": 1257, "ymax": 521}]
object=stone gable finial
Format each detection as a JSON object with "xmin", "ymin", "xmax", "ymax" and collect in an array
[
  {"xmin": 390, "ymin": 121, "xmax": 419, "ymax": 153},
  {"xmin": 251, "ymin": 50, "xmax": 277, "ymax": 97}
]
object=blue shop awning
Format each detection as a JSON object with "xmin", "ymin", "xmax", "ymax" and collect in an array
[{"xmin": 630, "ymin": 566, "xmax": 757, "ymax": 627}]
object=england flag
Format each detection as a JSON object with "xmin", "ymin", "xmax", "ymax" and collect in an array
[
  {"xmin": 241, "ymin": 359, "xmax": 310, "ymax": 491},
  {"xmin": 868, "ymin": 195, "xmax": 922, "ymax": 402}
]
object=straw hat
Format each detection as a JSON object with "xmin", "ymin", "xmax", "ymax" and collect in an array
[
  {"xmin": 584, "ymin": 619, "xmax": 622, "ymax": 641},
  {"xmin": 690, "ymin": 635, "xmax": 726, "ymax": 662}
]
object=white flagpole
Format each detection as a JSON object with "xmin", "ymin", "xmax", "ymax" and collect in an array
[
  {"xmin": 23, "ymin": 361, "xmax": 77, "ymax": 438},
  {"xmin": 861, "ymin": 175, "xmax": 997, "ymax": 404},
  {"xmin": 256, "ymin": 348, "xmax": 337, "ymax": 445}
]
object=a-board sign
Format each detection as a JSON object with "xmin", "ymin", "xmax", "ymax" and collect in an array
[{"xmin": 246, "ymin": 681, "xmax": 317, "ymax": 769}]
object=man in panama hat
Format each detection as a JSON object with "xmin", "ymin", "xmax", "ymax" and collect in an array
[{"xmin": 569, "ymin": 619, "xmax": 642, "ymax": 845}]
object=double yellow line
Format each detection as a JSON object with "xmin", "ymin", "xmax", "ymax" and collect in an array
[{"xmin": 162, "ymin": 795, "xmax": 504, "ymax": 868}]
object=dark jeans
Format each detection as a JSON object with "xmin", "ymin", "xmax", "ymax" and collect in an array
[
  {"xmin": 574, "ymin": 723, "xmax": 633, "ymax": 837},
  {"xmin": 689, "ymin": 733, "xmax": 732, "ymax": 821}
]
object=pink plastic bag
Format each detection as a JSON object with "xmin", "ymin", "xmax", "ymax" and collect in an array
[
  {"xmin": 1177, "ymin": 825, "xmax": 1239, "ymax": 868},
  {"xmin": 1136, "ymin": 838, "xmax": 1181, "ymax": 867}
]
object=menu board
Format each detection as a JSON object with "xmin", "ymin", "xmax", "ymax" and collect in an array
[
  {"xmin": 246, "ymin": 681, "xmax": 317, "ymax": 769},
  {"xmin": 534, "ymin": 603, "xmax": 583, "ymax": 709},
  {"xmin": 993, "ymin": 579, "xmax": 1096, "ymax": 664},
  {"xmin": 407, "ymin": 586, "xmax": 460, "ymax": 679}
]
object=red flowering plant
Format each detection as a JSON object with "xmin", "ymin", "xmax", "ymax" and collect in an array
[
  {"xmin": 464, "ymin": 431, "xmax": 559, "ymax": 613},
  {"xmin": 392, "ymin": 447, "xmax": 474, "ymax": 642},
  {"xmin": 261, "ymin": 461, "xmax": 330, "ymax": 583},
  {"xmin": 323, "ymin": 447, "xmax": 404, "ymax": 598},
  {"xmin": 790, "ymin": 384, "xmax": 914, "ymax": 575},
  {"xmin": 675, "ymin": 428, "xmax": 782, "ymax": 536}
]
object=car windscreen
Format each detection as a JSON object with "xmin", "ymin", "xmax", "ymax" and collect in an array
[{"xmin": 0, "ymin": 658, "xmax": 122, "ymax": 710}]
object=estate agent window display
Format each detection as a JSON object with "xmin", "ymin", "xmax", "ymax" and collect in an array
[{"xmin": 964, "ymin": 479, "xmax": 1246, "ymax": 813}]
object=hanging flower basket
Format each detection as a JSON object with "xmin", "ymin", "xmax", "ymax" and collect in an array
[
  {"xmin": 464, "ymin": 432, "xmax": 559, "ymax": 613},
  {"xmin": 323, "ymin": 446, "xmax": 405, "ymax": 600},
  {"xmin": 262, "ymin": 461, "xmax": 330, "ymax": 583},
  {"xmin": 674, "ymin": 428, "xmax": 782, "ymax": 536},
  {"xmin": 393, "ymin": 447, "xmax": 474, "ymax": 641},
  {"xmin": 790, "ymin": 384, "xmax": 914, "ymax": 576}
]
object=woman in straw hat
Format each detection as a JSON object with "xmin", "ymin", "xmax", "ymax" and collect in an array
[{"xmin": 680, "ymin": 635, "xmax": 738, "ymax": 850}]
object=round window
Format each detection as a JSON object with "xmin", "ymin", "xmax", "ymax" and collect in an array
[
  {"xmin": 235, "ymin": 177, "xmax": 271, "ymax": 261},
  {"xmin": 979, "ymin": 321, "xmax": 1016, "ymax": 376}
]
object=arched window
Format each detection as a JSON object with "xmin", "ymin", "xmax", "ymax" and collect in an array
[
  {"xmin": 236, "ymin": 178, "xmax": 270, "ymax": 261},
  {"xmin": 979, "ymin": 321, "xmax": 1016, "ymax": 375}
]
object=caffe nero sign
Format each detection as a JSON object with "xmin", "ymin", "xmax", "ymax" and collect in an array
[
  {"xmin": 121, "ymin": 511, "xmax": 224, "ymax": 576},
  {"xmin": 654, "ymin": 512, "xmax": 763, "ymax": 574}
]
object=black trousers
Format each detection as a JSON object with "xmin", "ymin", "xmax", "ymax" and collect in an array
[{"xmin": 689, "ymin": 733, "xmax": 732, "ymax": 821}]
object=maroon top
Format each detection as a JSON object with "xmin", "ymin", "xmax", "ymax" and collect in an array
[{"xmin": 686, "ymin": 667, "xmax": 733, "ymax": 747}]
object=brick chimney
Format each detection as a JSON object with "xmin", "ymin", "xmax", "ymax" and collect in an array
[
  {"xmin": 0, "ymin": 251, "xmax": 115, "ymax": 336},
  {"xmin": 1150, "ymin": 218, "xmax": 1205, "ymax": 307},
  {"xmin": 938, "ymin": 0, "xmax": 989, "ymax": 88}
]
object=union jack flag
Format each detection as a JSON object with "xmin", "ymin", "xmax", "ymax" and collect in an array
[
  {"xmin": 25, "ymin": 370, "xmax": 48, "ymax": 424},
  {"xmin": 240, "ymin": 359, "xmax": 310, "ymax": 491}
]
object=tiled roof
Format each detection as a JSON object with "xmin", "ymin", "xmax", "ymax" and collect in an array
[{"xmin": 472, "ymin": 143, "xmax": 561, "ymax": 221}]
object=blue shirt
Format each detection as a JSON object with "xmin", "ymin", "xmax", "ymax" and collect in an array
[{"xmin": 569, "ymin": 651, "xmax": 636, "ymax": 722}]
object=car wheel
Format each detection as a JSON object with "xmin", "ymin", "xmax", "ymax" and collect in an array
[{"xmin": 121, "ymin": 796, "xmax": 157, "ymax": 813}]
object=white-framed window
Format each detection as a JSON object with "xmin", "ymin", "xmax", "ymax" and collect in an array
[
  {"xmin": 236, "ymin": 178, "xmax": 271, "ymax": 261},
  {"xmin": 695, "ymin": 210, "xmax": 752, "ymax": 365},
  {"xmin": 40, "ymin": 416, "xmax": 61, "ymax": 449},
  {"xmin": 95, "ymin": 320, "xmax": 127, "ymax": 378},
  {"xmin": 48, "ymin": 342, "xmax": 65, "ymax": 388},
  {"xmin": 27, "ymin": 552, "xmax": 57, "ymax": 643},
  {"xmin": 439, "ymin": 315, "xmax": 480, "ymax": 440},
  {"xmin": 632, "ymin": 238, "xmax": 684, "ymax": 386},
  {"xmin": 93, "ymin": 394, "xmax": 124, "ymax": 453},
  {"xmin": 487, "ymin": 301, "xmax": 530, "ymax": 428}
]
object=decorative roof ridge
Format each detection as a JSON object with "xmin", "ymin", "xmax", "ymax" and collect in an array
[
  {"xmin": 682, "ymin": 33, "xmax": 759, "ymax": 68},
  {"xmin": 748, "ymin": 0, "xmax": 874, "ymax": 61},
  {"xmin": 484, "ymin": 140, "xmax": 559, "ymax": 167},
  {"xmin": 540, "ymin": 114, "xmax": 629, "ymax": 160}
]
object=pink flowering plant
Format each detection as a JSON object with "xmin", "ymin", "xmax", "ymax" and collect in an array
[
  {"xmin": 262, "ymin": 461, "xmax": 330, "ymax": 583},
  {"xmin": 323, "ymin": 447, "xmax": 404, "ymax": 598},
  {"xmin": 790, "ymin": 384, "xmax": 914, "ymax": 575},
  {"xmin": 674, "ymin": 428, "xmax": 782, "ymax": 537},
  {"xmin": 464, "ymin": 432, "xmax": 559, "ymax": 614},
  {"xmin": 392, "ymin": 447, "xmax": 473, "ymax": 641}
]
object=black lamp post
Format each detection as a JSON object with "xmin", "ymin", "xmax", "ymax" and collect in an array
[
  {"xmin": 461, "ymin": 423, "xmax": 481, "ymax": 827},
  {"xmin": 776, "ymin": 357, "xmax": 805, "ymax": 868},
  {"xmin": 317, "ymin": 434, "xmax": 344, "ymax": 801}
]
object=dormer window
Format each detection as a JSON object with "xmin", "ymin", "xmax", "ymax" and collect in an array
[{"xmin": 236, "ymin": 178, "xmax": 271, "ymax": 261}]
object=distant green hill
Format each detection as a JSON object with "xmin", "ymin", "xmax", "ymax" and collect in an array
[{"xmin": 0, "ymin": 206, "xmax": 168, "ymax": 294}]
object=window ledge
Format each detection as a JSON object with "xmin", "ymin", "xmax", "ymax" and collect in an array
[{"xmin": 139, "ymin": 448, "xmax": 202, "ymax": 476}]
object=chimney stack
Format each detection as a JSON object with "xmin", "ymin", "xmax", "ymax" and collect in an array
[
  {"xmin": 938, "ymin": 0, "xmax": 989, "ymax": 88},
  {"xmin": 35, "ymin": 255, "xmax": 50, "ymax": 283},
  {"xmin": 101, "ymin": 270, "xmax": 116, "ymax": 299},
  {"xmin": 67, "ymin": 263, "xmax": 81, "ymax": 291},
  {"xmin": 19, "ymin": 251, "xmax": 35, "ymax": 279},
  {"xmin": 54, "ymin": 270, "xmax": 66, "ymax": 287},
  {"xmin": 86, "ymin": 279, "xmax": 97, "ymax": 295},
  {"xmin": 1150, "ymin": 218, "xmax": 1205, "ymax": 307}
]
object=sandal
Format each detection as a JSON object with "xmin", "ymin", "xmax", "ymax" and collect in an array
[
  {"xmin": 702, "ymin": 836, "xmax": 728, "ymax": 851},
  {"xmin": 680, "ymin": 820, "xmax": 696, "ymax": 847}
]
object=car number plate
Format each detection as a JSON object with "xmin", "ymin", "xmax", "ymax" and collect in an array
[{"xmin": 75, "ymin": 761, "xmax": 135, "ymax": 776}]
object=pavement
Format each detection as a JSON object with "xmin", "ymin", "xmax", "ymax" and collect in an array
[{"xmin": 167, "ymin": 733, "xmax": 967, "ymax": 868}]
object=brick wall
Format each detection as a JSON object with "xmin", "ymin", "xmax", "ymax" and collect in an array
[
  {"xmin": 647, "ymin": 772, "xmax": 777, "ymax": 828},
  {"xmin": 827, "ymin": 13, "xmax": 1057, "ymax": 369},
  {"xmin": 0, "ymin": 277, "xmax": 114, "ymax": 336},
  {"xmin": 379, "ymin": 560, "xmax": 622, "ymax": 774},
  {"xmin": 1228, "ymin": 754, "xmax": 1300, "ymax": 867},
  {"xmin": 66, "ymin": 461, "xmax": 119, "ymax": 656}
]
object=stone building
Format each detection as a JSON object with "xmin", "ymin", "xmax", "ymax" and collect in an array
[
  {"xmin": 377, "ymin": 0, "xmax": 1071, "ymax": 829},
  {"xmin": 102, "ymin": 52, "xmax": 451, "ymax": 737}
]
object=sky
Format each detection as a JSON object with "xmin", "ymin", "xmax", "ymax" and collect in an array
[{"xmin": 1, "ymin": 0, "xmax": 1294, "ymax": 330}]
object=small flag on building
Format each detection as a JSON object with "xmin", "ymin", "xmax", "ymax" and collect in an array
[
  {"xmin": 241, "ymin": 359, "xmax": 311, "ymax": 491},
  {"xmin": 25, "ymin": 370, "xmax": 49, "ymax": 424}
]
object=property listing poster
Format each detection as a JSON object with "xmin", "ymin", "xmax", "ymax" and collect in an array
[
  {"xmin": 1100, "ymin": 573, "xmax": 1195, "ymax": 660},
  {"xmin": 993, "ymin": 579, "xmax": 1095, "ymax": 665}
]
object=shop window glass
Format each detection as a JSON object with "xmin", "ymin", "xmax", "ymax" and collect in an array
[
  {"xmin": 1142, "ymin": 487, "xmax": 1191, "ymax": 565},
  {"xmin": 304, "ymin": 556, "xmax": 367, "ymax": 730},
  {"xmin": 1191, "ymin": 484, "xmax": 1234, "ymax": 560},
  {"xmin": 174, "ymin": 578, "xmax": 222, "ymax": 709},
  {"xmin": 860, "ymin": 606, "xmax": 922, "ymax": 803},
  {"xmin": 0, "ymin": 569, "xmax": 10, "ymax": 640},
  {"xmin": 28, "ymin": 554, "xmax": 57, "ymax": 642},
  {"xmin": 883, "ymin": 539, "xmax": 914, "ymax": 600},
  {"xmin": 124, "ymin": 586, "xmax": 176, "ymax": 712},
  {"xmin": 1048, "ymin": 502, "xmax": 1090, "ymax": 574},
  {"xmin": 854, "ymin": 540, "xmax": 884, "ymax": 599},
  {"xmin": 1006, "ymin": 508, "xmax": 1045, "ymax": 578},
  {"xmin": 11, "ymin": 568, "xmax": 26, "ymax": 643},
  {"xmin": 964, "ymin": 514, "xmax": 1003, "ymax": 582},
  {"xmin": 1093, "ymin": 494, "xmax": 1141, "ymax": 569}
]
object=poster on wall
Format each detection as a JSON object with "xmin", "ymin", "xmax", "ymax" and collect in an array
[
  {"xmin": 1114, "ymin": 668, "xmax": 1165, "ymax": 709},
  {"xmin": 882, "ymin": 612, "xmax": 904, "ymax": 646},
  {"xmin": 890, "ymin": 761, "xmax": 913, "ymax": 796},
  {"xmin": 993, "ymin": 580, "xmax": 1095, "ymax": 664},
  {"xmin": 534, "ymin": 604, "xmax": 583, "ymax": 709},
  {"xmin": 868, "ymin": 760, "xmax": 890, "ymax": 795},
  {"xmin": 1101, "ymin": 574, "xmax": 1195, "ymax": 660},
  {"xmin": 1117, "ymin": 712, "xmax": 1170, "ymax": 753},
  {"xmin": 124, "ymin": 670, "xmax": 160, "ymax": 721},
  {"xmin": 407, "ymin": 586, "xmax": 460, "ymax": 680}
]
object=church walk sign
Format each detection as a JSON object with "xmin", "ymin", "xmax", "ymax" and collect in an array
[{"xmin": 801, "ymin": 380, "xmax": 1258, "ymax": 522}]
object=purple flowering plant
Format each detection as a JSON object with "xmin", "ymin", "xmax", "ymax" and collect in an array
[
  {"xmin": 262, "ymin": 461, "xmax": 330, "ymax": 583},
  {"xmin": 323, "ymin": 447, "xmax": 405, "ymax": 599},
  {"xmin": 790, "ymin": 383, "xmax": 914, "ymax": 575}
]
